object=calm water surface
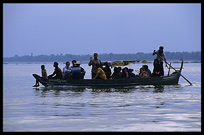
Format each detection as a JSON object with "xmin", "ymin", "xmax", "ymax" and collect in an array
[{"xmin": 3, "ymin": 62, "xmax": 201, "ymax": 131}]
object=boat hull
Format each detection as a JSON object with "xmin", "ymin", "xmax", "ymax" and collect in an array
[{"xmin": 33, "ymin": 73, "xmax": 180, "ymax": 87}]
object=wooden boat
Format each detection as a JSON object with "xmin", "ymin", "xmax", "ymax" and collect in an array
[{"xmin": 33, "ymin": 61, "xmax": 183, "ymax": 87}]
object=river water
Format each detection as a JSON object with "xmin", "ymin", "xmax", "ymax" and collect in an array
[{"xmin": 3, "ymin": 62, "xmax": 201, "ymax": 131}]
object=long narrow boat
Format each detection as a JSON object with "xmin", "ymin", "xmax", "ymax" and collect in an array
[{"xmin": 33, "ymin": 61, "xmax": 183, "ymax": 87}]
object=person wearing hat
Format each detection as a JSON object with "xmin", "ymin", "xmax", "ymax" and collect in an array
[
  {"xmin": 71, "ymin": 61, "xmax": 86, "ymax": 79},
  {"xmin": 153, "ymin": 46, "xmax": 166, "ymax": 76},
  {"xmin": 48, "ymin": 62, "xmax": 63, "ymax": 79}
]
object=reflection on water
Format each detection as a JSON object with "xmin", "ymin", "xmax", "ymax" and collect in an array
[
  {"xmin": 3, "ymin": 63, "xmax": 201, "ymax": 131},
  {"xmin": 30, "ymin": 84, "xmax": 200, "ymax": 131},
  {"xmin": 33, "ymin": 85, "xmax": 175, "ymax": 96}
]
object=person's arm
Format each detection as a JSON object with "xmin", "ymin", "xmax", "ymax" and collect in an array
[
  {"xmin": 162, "ymin": 53, "xmax": 167, "ymax": 67},
  {"xmin": 99, "ymin": 60, "xmax": 102, "ymax": 66},
  {"xmin": 93, "ymin": 72, "xmax": 99, "ymax": 79},
  {"xmin": 107, "ymin": 68, "xmax": 111, "ymax": 77},
  {"xmin": 139, "ymin": 71, "xmax": 145, "ymax": 78},
  {"xmin": 93, "ymin": 68, "xmax": 99, "ymax": 79},
  {"xmin": 163, "ymin": 53, "xmax": 166, "ymax": 62},
  {"xmin": 125, "ymin": 71, "xmax": 129, "ymax": 78},
  {"xmin": 138, "ymin": 72, "xmax": 142, "ymax": 78},
  {"xmin": 81, "ymin": 67, "xmax": 86, "ymax": 74},
  {"xmin": 152, "ymin": 50, "xmax": 157, "ymax": 55},
  {"xmin": 42, "ymin": 69, "xmax": 48, "ymax": 79},
  {"xmin": 49, "ymin": 69, "xmax": 56, "ymax": 77},
  {"xmin": 88, "ymin": 57, "xmax": 93, "ymax": 66},
  {"xmin": 45, "ymin": 71, "xmax": 47, "ymax": 79},
  {"xmin": 62, "ymin": 67, "xmax": 65, "ymax": 73}
]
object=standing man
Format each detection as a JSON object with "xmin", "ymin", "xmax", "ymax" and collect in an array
[
  {"xmin": 88, "ymin": 53, "xmax": 102, "ymax": 79},
  {"xmin": 152, "ymin": 46, "xmax": 166, "ymax": 76}
]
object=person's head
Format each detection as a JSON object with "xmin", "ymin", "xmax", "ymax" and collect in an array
[
  {"xmin": 142, "ymin": 65, "xmax": 148, "ymax": 71},
  {"xmin": 94, "ymin": 53, "xmax": 98, "ymax": 60},
  {"xmin": 53, "ymin": 62, "xmax": 58, "ymax": 67},
  {"xmin": 118, "ymin": 67, "xmax": 122, "ymax": 72},
  {"xmin": 122, "ymin": 67, "xmax": 128, "ymax": 72},
  {"xmin": 159, "ymin": 46, "xmax": 164, "ymax": 51},
  {"xmin": 114, "ymin": 67, "xmax": 118, "ymax": 72},
  {"xmin": 72, "ymin": 60, "xmax": 76, "ymax": 66},
  {"xmin": 41, "ymin": 65, "xmax": 45, "ymax": 70},
  {"xmin": 154, "ymin": 59, "xmax": 159, "ymax": 66},
  {"xmin": 66, "ymin": 61, "xmax": 70, "ymax": 67},
  {"xmin": 128, "ymin": 69, "xmax": 133, "ymax": 73},
  {"xmin": 140, "ymin": 67, "xmax": 144, "ymax": 73},
  {"xmin": 104, "ymin": 62, "xmax": 110, "ymax": 67}
]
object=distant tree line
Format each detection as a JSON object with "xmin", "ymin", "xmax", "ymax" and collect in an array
[{"xmin": 3, "ymin": 51, "xmax": 201, "ymax": 62}]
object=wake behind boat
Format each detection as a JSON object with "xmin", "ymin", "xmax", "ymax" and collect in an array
[{"xmin": 32, "ymin": 60, "xmax": 183, "ymax": 87}]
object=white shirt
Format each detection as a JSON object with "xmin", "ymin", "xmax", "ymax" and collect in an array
[{"xmin": 63, "ymin": 66, "xmax": 71, "ymax": 74}]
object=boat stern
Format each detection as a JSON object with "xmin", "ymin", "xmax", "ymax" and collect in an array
[{"xmin": 32, "ymin": 74, "xmax": 48, "ymax": 86}]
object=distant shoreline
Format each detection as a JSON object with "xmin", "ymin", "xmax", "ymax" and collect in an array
[
  {"xmin": 3, "ymin": 51, "xmax": 201, "ymax": 63},
  {"xmin": 3, "ymin": 61, "xmax": 201, "ymax": 65}
]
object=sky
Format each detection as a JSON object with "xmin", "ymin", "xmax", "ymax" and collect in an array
[{"xmin": 3, "ymin": 3, "xmax": 201, "ymax": 57}]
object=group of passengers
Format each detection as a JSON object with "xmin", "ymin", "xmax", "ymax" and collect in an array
[
  {"xmin": 33, "ymin": 60, "xmax": 85, "ymax": 87},
  {"xmin": 87, "ymin": 52, "xmax": 165, "ymax": 81},
  {"xmin": 33, "ymin": 46, "xmax": 166, "ymax": 87},
  {"xmin": 48, "ymin": 60, "xmax": 86, "ymax": 80}
]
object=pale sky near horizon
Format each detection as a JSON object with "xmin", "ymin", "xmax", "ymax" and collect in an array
[{"xmin": 3, "ymin": 3, "xmax": 201, "ymax": 57}]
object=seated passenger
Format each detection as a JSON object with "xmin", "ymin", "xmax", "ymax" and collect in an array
[
  {"xmin": 93, "ymin": 63, "xmax": 107, "ymax": 80},
  {"xmin": 143, "ymin": 65, "xmax": 151, "ymax": 77},
  {"xmin": 151, "ymin": 59, "xmax": 162, "ymax": 77},
  {"xmin": 71, "ymin": 61, "xmax": 86, "ymax": 79},
  {"xmin": 138, "ymin": 67, "xmax": 149, "ymax": 78},
  {"xmin": 111, "ymin": 67, "xmax": 122, "ymax": 79},
  {"xmin": 63, "ymin": 61, "xmax": 71, "ymax": 80},
  {"xmin": 48, "ymin": 62, "xmax": 63, "ymax": 79},
  {"xmin": 71, "ymin": 60, "xmax": 76, "ymax": 68},
  {"xmin": 128, "ymin": 69, "xmax": 136, "ymax": 78},
  {"xmin": 102, "ymin": 62, "xmax": 111, "ymax": 79},
  {"xmin": 33, "ymin": 65, "xmax": 47, "ymax": 87},
  {"xmin": 121, "ymin": 67, "xmax": 129, "ymax": 78}
]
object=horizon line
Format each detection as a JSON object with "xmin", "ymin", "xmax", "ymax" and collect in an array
[{"xmin": 3, "ymin": 51, "xmax": 201, "ymax": 58}]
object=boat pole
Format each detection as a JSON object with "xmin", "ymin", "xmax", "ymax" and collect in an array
[{"xmin": 155, "ymin": 52, "xmax": 192, "ymax": 86}]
